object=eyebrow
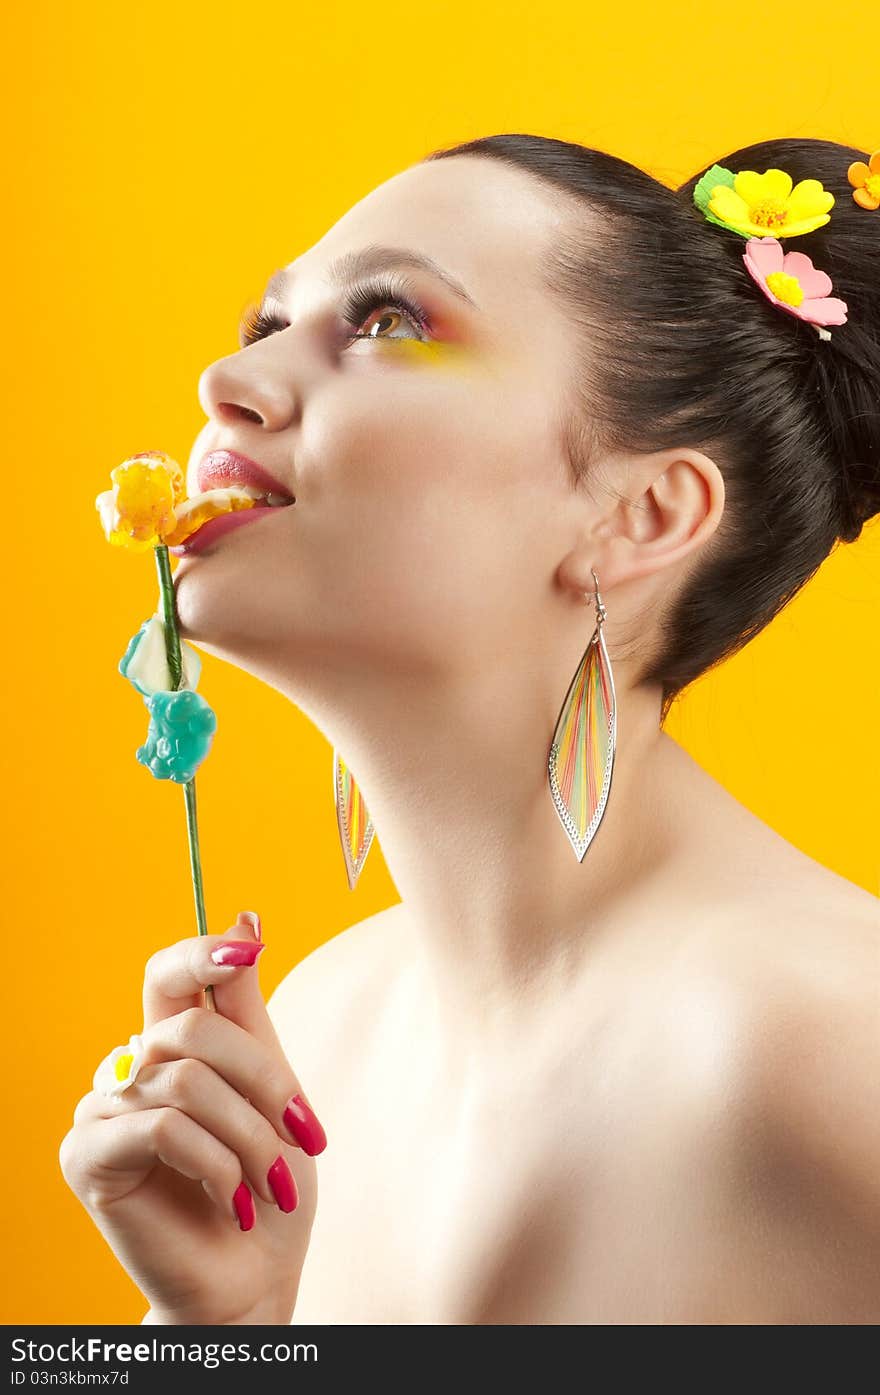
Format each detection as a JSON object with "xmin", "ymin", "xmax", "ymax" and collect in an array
[{"xmin": 261, "ymin": 245, "xmax": 480, "ymax": 311}]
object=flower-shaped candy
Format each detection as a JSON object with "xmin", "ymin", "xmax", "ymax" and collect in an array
[
  {"xmin": 847, "ymin": 149, "xmax": 880, "ymax": 209},
  {"xmin": 96, "ymin": 451, "xmax": 259, "ymax": 551},
  {"xmin": 136, "ymin": 688, "xmax": 217, "ymax": 783},
  {"xmin": 694, "ymin": 164, "xmax": 834, "ymax": 239},
  {"xmin": 742, "ymin": 236, "xmax": 848, "ymax": 340},
  {"xmin": 93, "ymin": 1034, "xmax": 145, "ymax": 1098},
  {"xmin": 95, "ymin": 451, "xmax": 187, "ymax": 552}
]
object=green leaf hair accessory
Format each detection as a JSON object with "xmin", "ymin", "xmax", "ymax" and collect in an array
[{"xmin": 693, "ymin": 164, "xmax": 740, "ymax": 231}]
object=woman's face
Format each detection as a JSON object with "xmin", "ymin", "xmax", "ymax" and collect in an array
[{"xmin": 175, "ymin": 155, "xmax": 586, "ymax": 693}]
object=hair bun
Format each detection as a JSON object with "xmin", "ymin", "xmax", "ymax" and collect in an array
[{"xmin": 837, "ymin": 467, "xmax": 880, "ymax": 543}]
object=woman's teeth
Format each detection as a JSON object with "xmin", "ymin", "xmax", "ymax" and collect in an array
[
  {"xmin": 195, "ymin": 484, "xmax": 291, "ymax": 507},
  {"xmin": 162, "ymin": 483, "xmax": 293, "ymax": 547}
]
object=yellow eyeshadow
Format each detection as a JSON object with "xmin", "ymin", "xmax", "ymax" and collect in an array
[{"xmin": 369, "ymin": 338, "xmax": 476, "ymax": 371}]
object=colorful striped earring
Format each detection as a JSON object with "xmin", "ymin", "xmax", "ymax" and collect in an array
[
  {"xmin": 334, "ymin": 749, "xmax": 376, "ymax": 890},
  {"xmin": 548, "ymin": 567, "xmax": 618, "ymax": 861}
]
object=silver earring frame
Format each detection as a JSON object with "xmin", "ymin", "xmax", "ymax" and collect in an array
[{"xmin": 547, "ymin": 567, "xmax": 618, "ymax": 862}]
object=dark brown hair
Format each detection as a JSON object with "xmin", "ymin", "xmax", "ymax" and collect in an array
[{"xmin": 423, "ymin": 135, "xmax": 880, "ymax": 722}]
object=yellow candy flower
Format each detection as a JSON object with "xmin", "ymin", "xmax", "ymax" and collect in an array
[
  {"xmin": 847, "ymin": 149, "xmax": 880, "ymax": 209},
  {"xmin": 96, "ymin": 451, "xmax": 258, "ymax": 550},
  {"xmin": 95, "ymin": 450, "xmax": 187, "ymax": 552},
  {"xmin": 702, "ymin": 166, "xmax": 834, "ymax": 238}
]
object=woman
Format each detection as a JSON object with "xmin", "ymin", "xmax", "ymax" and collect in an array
[{"xmin": 60, "ymin": 134, "xmax": 880, "ymax": 1324}]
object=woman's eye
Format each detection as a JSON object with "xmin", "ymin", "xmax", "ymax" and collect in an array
[
  {"xmin": 238, "ymin": 279, "xmax": 430, "ymax": 350},
  {"xmin": 349, "ymin": 303, "xmax": 422, "ymax": 341},
  {"xmin": 238, "ymin": 305, "xmax": 287, "ymax": 347},
  {"xmin": 342, "ymin": 279, "xmax": 430, "ymax": 343}
]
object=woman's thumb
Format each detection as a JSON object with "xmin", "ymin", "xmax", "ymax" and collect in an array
[
  {"xmin": 235, "ymin": 909, "xmax": 262, "ymax": 941},
  {"xmin": 209, "ymin": 909, "xmax": 277, "ymax": 1046}
]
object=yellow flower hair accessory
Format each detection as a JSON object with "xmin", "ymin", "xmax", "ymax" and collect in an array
[
  {"xmin": 847, "ymin": 149, "xmax": 880, "ymax": 209},
  {"xmin": 693, "ymin": 163, "xmax": 834, "ymax": 239}
]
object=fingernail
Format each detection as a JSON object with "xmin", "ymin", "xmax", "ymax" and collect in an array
[
  {"xmin": 267, "ymin": 1155, "xmax": 299, "ymax": 1212},
  {"xmin": 232, "ymin": 1180, "xmax": 255, "ymax": 1231},
  {"xmin": 283, "ymin": 1094, "xmax": 328, "ymax": 1155},
  {"xmin": 211, "ymin": 941, "xmax": 267, "ymax": 966},
  {"xmin": 239, "ymin": 910, "xmax": 262, "ymax": 941}
]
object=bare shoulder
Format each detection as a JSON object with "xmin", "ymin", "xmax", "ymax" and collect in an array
[
  {"xmin": 701, "ymin": 877, "xmax": 880, "ymax": 1315},
  {"xmin": 698, "ymin": 855, "xmax": 879, "ymax": 1095},
  {"xmin": 735, "ymin": 886, "xmax": 880, "ymax": 1166},
  {"xmin": 266, "ymin": 903, "xmax": 405, "ymax": 1071}
]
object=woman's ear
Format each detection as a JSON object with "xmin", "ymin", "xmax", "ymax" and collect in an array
[{"xmin": 557, "ymin": 448, "xmax": 725, "ymax": 600}]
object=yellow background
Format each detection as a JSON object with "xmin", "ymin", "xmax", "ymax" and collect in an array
[{"xmin": 3, "ymin": 0, "xmax": 877, "ymax": 1324}]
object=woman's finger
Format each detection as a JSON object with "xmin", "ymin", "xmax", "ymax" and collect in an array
[
  {"xmin": 142, "ymin": 913, "xmax": 276, "ymax": 1050},
  {"xmin": 62, "ymin": 1107, "xmax": 254, "ymax": 1226},
  {"xmin": 138, "ymin": 1006, "xmax": 327, "ymax": 1156},
  {"xmin": 85, "ymin": 1058, "xmax": 299, "ymax": 1210}
]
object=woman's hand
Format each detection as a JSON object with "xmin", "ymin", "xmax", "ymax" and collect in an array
[{"xmin": 59, "ymin": 912, "xmax": 326, "ymax": 1325}]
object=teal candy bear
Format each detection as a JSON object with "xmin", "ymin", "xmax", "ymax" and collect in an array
[{"xmin": 136, "ymin": 689, "xmax": 217, "ymax": 783}]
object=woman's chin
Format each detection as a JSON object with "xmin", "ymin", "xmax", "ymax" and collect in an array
[{"xmin": 171, "ymin": 562, "xmax": 237, "ymax": 647}]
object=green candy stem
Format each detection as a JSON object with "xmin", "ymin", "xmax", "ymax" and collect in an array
[{"xmin": 154, "ymin": 544, "xmax": 215, "ymax": 1013}]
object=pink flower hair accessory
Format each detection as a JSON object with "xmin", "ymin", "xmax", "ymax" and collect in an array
[{"xmin": 742, "ymin": 236, "xmax": 848, "ymax": 342}]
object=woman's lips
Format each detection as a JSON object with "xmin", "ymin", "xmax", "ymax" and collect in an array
[{"xmin": 168, "ymin": 503, "xmax": 289, "ymax": 556}]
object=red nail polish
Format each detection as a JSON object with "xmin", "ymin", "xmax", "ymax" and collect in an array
[
  {"xmin": 283, "ymin": 1094, "xmax": 327, "ymax": 1155},
  {"xmin": 232, "ymin": 1181, "xmax": 255, "ymax": 1231},
  {"xmin": 211, "ymin": 941, "xmax": 266, "ymax": 966},
  {"xmin": 267, "ymin": 1155, "xmax": 299, "ymax": 1212}
]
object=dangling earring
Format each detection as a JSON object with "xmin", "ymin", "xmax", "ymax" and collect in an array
[
  {"xmin": 548, "ymin": 567, "xmax": 617, "ymax": 861},
  {"xmin": 333, "ymin": 749, "xmax": 376, "ymax": 891}
]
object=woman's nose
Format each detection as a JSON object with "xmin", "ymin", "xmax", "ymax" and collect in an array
[
  {"xmin": 212, "ymin": 401, "xmax": 264, "ymax": 426},
  {"xmin": 197, "ymin": 355, "xmax": 299, "ymax": 432}
]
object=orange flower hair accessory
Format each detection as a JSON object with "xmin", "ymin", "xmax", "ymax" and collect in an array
[
  {"xmin": 847, "ymin": 149, "xmax": 880, "ymax": 209},
  {"xmin": 742, "ymin": 237, "xmax": 848, "ymax": 341}
]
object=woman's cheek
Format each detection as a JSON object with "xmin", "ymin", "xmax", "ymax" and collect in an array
[{"xmin": 349, "ymin": 334, "xmax": 489, "ymax": 376}]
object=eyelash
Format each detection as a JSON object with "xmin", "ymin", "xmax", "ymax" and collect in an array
[{"xmin": 238, "ymin": 273, "xmax": 432, "ymax": 349}]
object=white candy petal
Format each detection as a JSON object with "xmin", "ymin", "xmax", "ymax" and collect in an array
[
  {"xmin": 96, "ymin": 490, "xmax": 119, "ymax": 535},
  {"xmin": 127, "ymin": 614, "xmax": 202, "ymax": 694}
]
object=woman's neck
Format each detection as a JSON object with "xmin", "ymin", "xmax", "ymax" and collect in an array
[{"xmin": 285, "ymin": 658, "xmax": 690, "ymax": 1047}]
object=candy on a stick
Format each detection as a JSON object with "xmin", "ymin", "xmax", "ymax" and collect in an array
[{"xmin": 95, "ymin": 449, "xmax": 256, "ymax": 1010}]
